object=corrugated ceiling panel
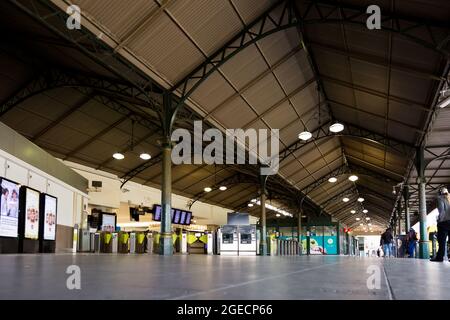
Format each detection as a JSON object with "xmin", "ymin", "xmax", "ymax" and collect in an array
[
  {"xmin": 213, "ymin": 96, "xmax": 256, "ymax": 128},
  {"xmin": 190, "ymin": 71, "xmax": 236, "ymax": 112},
  {"xmin": 167, "ymin": 0, "xmax": 242, "ymax": 56},
  {"xmin": 231, "ymin": 0, "xmax": 277, "ymax": 24},
  {"xmin": 257, "ymin": 29, "xmax": 300, "ymax": 65},
  {"xmin": 220, "ymin": 44, "xmax": 268, "ymax": 91},
  {"xmin": 241, "ymin": 73, "xmax": 285, "ymax": 114},
  {"xmin": 74, "ymin": 0, "xmax": 158, "ymax": 40},
  {"xmin": 344, "ymin": 24, "xmax": 388, "ymax": 59},
  {"xmin": 350, "ymin": 59, "xmax": 388, "ymax": 94},
  {"xmin": 263, "ymin": 100, "xmax": 298, "ymax": 130},
  {"xmin": 289, "ymin": 83, "xmax": 320, "ymax": 117},
  {"xmin": 273, "ymin": 51, "xmax": 314, "ymax": 95},
  {"xmin": 128, "ymin": 12, "xmax": 203, "ymax": 84}
]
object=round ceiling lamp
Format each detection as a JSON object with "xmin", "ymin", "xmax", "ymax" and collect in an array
[
  {"xmin": 204, "ymin": 187, "xmax": 212, "ymax": 193},
  {"xmin": 356, "ymin": 217, "xmax": 361, "ymax": 221},
  {"xmin": 298, "ymin": 131, "xmax": 312, "ymax": 141},
  {"xmin": 248, "ymin": 203, "xmax": 254, "ymax": 207},
  {"xmin": 139, "ymin": 153, "xmax": 151, "ymax": 160},
  {"xmin": 219, "ymin": 186, "xmax": 227, "ymax": 191},
  {"xmin": 329, "ymin": 122, "xmax": 344, "ymax": 133},
  {"xmin": 366, "ymin": 217, "xmax": 370, "ymax": 221},
  {"xmin": 328, "ymin": 177, "xmax": 337, "ymax": 183},
  {"xmin": 276, "ymin": 213, "xmax": 281, "ymax": 217},
  {"xmin": 113, "ymin": 152, "xmax": 125, "ymax": 160},
  {"xmin": 363, "ymin": 209, "xmax": 368, "ymax": 213},
  {"xmin": 342, "ymin": 197, "xmax": 350, "ymax": 202},
  {"xmin": 351, "ymin": 210, "xmax": 356, "ymax": 214},
  {"xmin": 357, "ymin": 197, "xmax": 365, "ymax": 202},
  {"xmin": 348, "ymin": 175, "xmax": 359, "ymax": 182}
]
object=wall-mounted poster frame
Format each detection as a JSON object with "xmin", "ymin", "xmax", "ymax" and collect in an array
[{"xmin": 39, "ymin": 193, "xmax": 58, "ymax": 253}]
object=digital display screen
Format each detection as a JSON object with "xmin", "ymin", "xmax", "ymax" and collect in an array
[
  {"xmin": 0, "ymin": 178, "xmax": 20, "ymax": 238},
  {"xmin": 179, "ymin": 211, "xmax": 187, "ymax": 225},
  {"xmin": 101, "ymin": 214, "xmax": 116, "ymax": 232},
  {"xmin": 25, "ymin": 188, "xmax": 40, "ymax": 240},
  {"xmin": 153, "ymin": 205, "xmax": 161, "ymax": 221},
  {"xmin": 43, "ymin": 195, "xmax": 57, "ymax": 240},
  {"xmin": 173, "ymin": 209, "xmax": 181, "ymax": 224},
  {"xmin": 152, "ymin": 205, "xmax": 192, "ymax": 225},
  {"xmin": 185, "ymin": 211, "xmax": 192, "ymax": 225}
]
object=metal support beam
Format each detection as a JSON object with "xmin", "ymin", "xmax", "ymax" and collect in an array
[
  {"xmin": 159, "ymin": 92, "xmax": 173, "ymax": 256},
  {"xmin": 260, "ymin": 175, "xmax": 268, "ymax": 256},
  {"xmin": 404, "ymin": 185, "xmax": 411, "ymax": 232},
  {"xmin": 416, "ymin": 147, "xmax": 429, "ymax": 259}
]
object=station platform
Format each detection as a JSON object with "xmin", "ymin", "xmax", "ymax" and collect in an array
[{"xmin": 0, "ymin": 254, "xmax": 448, "ymax": 300}]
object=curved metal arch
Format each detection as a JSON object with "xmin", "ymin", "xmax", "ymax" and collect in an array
[{"xmin": 168, "ymin": 0, "xmax": 449, "ymax": 129}]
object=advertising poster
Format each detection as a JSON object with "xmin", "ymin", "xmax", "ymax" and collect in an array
[
  {"xmin": 0, "ymin": 178, "xmax": 20, "ymax": 237},
  {"xmin": 324, "ymin": 236, "xmax": 338, "ymax": 254},
  {"xmin": 25, "ymin": 188, "xmax": 40, "ymax": 240},
  {"xmin": 101, "ymin": 214, "xmax": 116, "ymax": 232},
  {"xmin": 44, "ymin": 195, "xmax": 57, "ymax": 240},
  {"xmin": 309, "ymin": 236, "xmax": 325, "ymax": 255}
]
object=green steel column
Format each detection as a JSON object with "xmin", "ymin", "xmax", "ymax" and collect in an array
[
  {"xmin": 260, "ymin": 189, "xmax": 267, "ymax": 256},
  {"xmin": 297, "ymin": 211, "xmax": 302, "ymax": 255},
  {"xmin": 404, "ymin": 186, "xmax": 411, "ymax": 232},
  {"xmin": 159, "ymin": 92, "xmax": 173, "ymax": 256},
  {"xmin": 416, "ymin": 147, "xmax": 429, "ymax": 259},
  {"xmin": 159, "ymin": 141, "xmax": 173, "ymax": 255}
]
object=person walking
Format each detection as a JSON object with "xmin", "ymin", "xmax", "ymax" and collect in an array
[
  {"xmin": 380, "ymin": 228, "xmax": 394, "ymax": 258},
  {"xmin": 430, "ymin": 187, "xmax": 450, "ymax": 262},
  {"xmin": 406, "ymin": 228, "xmax": 418, "ymax": 258}
]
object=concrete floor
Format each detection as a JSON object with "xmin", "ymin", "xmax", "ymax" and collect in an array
[{"xmin": 0, "ymin": 254, "xmax": 449, "ymax": 300}]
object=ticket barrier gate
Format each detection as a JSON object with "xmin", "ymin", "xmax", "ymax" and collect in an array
[
  {"xmin": 276, "ymin": 239, "xmax": 299, "ymax": 255},
  {"xmin": 100, "ymin": 232, "xmax": 113, "ymax": 253},
  {"xmin": 91, "ymin": 232, "xmax": 100, "ymax": 253},
  {"xmin": 118, "ymin": 232, "xmax": 129, "ymax": 253},
  {"xmin": 147, "ymin": 232, "xmax": 154, "ymax": 254},
  {"xmin": 111, "ymin": 233, "xmax": 118, "ymax": 253},
  {"xmin": 135, "ymin": 232, "xmax": 146, "ymax": 253}
]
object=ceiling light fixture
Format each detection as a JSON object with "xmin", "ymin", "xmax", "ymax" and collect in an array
[
  {"xmin": 298, "ymin": 131, "xmax": 312, "ymax": 141},
  {"xmin": 204, "ymin": 187, "xmax": 212, "ymax": 193},
  {"xmin": 348, "ymin": 175, "xmax": 359, "ymax": 182},
  {"xmin": 356, "ymin": 217, "xmax": 361, "ymax": 221},
  {"xmin": 343, "ymin": 197, "xmax": 350, "ymax": 202},
  {"xmin": 438, "ymin": 96, "xmax": 450, "ymax": 108},
  {"xmin": 219, "ymin": 186, "xmax": 227, "ymax": 191},
  {"xmin": 357, "ymin": 197, "xmax": 364, "ymax": 202},
  {"xmin": 139, "ymin": 153, "xmax": 151, "ymax": 160},
  {"xmin": 351, "ymin": 210, "xmax": 356, "ymax": 214},
  {"xmin": 366, "ymin": 217, "xmax": 370, "ymax": 221},
  {"xmin": 329, "ymin": 122, "xmax": 344, "ymax": 133},
  {"xmin": 276, "ymin": 213, "xmax": 281, "ymax": 217},
  {"xmin": 113, "ymin": 152, "xmax": 125, "ymax": 160},
  {"xmin": 248, "ymin": 203, "xmax": 254, "ymax": 207},
  {"xmin": 328, "ymin": 177, "xmax": 337, "ymax": 183},
  {"xmin": 363, "ymin": 209, "xmax": 368, "ymax": 213}
]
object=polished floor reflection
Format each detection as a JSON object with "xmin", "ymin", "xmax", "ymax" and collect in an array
[{"xmin": 0, "ymin": 254, "xmax": 449, "ymax": 300}]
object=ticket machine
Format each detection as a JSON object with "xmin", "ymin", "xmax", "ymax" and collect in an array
[
  {"xmin": 218, "ymin": 225, "xmax": 238, "ymax": 255},
  {"xmin": 238, "ymin": 225, "xmax": 257, "ymax": 256}
]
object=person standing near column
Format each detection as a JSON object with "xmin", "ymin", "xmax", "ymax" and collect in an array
[{"xmin": 430, "ymin": 187, "xmax": 450, "ymax": 262}]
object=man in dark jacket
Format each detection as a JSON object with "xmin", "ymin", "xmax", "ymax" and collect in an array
[
  {"xmin": 380, "ymin": 228, "xmax": 394, "ymax": 258},
  {"xmin": 431, "ymin": 187, "xmax": 450, "ymax": 262}
]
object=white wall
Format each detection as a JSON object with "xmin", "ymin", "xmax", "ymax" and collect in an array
[
  {"xmin": 0, "ymin": 149, "xmax": 87, "ymax": 227},
  {"xmin": 65, "ymin": 161, "xmax": 258, "ymax": 226}
]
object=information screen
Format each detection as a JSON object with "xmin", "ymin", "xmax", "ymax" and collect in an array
[
  {"xmin": 179, "ymin": 211, "xmax": 187, "ymax": 225},
  {"xmin": 101, "ymin": 214, "xmax": 116, "ymax": 232},
  {"xmin": 43, "ymin": 195, "xmax": 57, "ymax": 240},
  {"xmin": 0, "ymin": 178, "xmax": 20, "ymax": 238},
  {"xmin": 173, "ymin": 209, "xmax": 181, "ymax": 224},
  {"xmin": 153, "ymin": 205, "xmax": 161, "ymax": 221},
  {"xmin": 185, "ymin": 211, "xmax": 192, "ymax": 225},
  {"xmin": 24, "ymin": 188, "xmax": 40, "ymax": 240}
]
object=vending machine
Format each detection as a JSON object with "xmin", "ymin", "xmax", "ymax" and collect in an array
[
  {"xmin": 218, "ymin": 225, "xmax": 238, "ymax": 255},
  {"xmin": 238, "ymin": 225, "xmax": 257, "ymax": 256}
]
